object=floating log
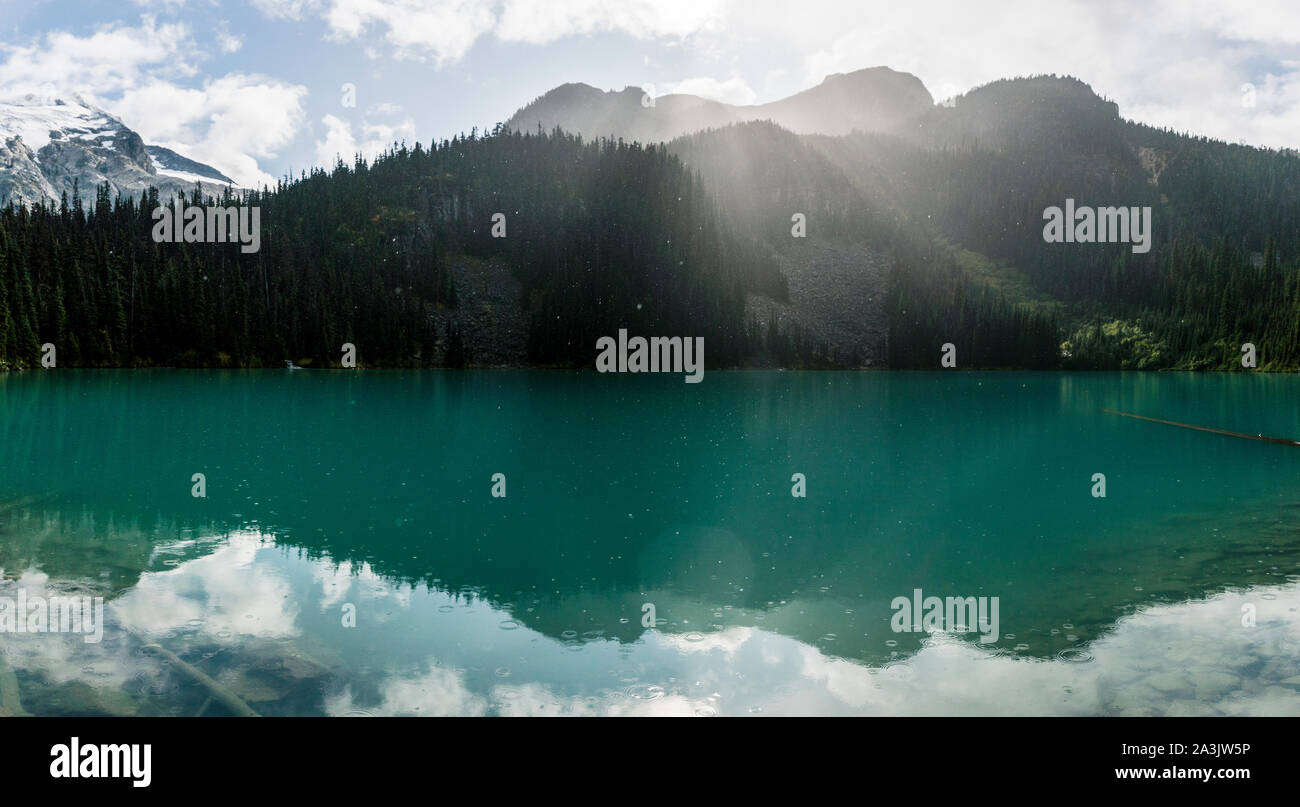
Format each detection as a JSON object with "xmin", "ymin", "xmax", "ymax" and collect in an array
[{"xmin": 1102, "ymin": 408, "xmax": 1300, "ymax": 446}]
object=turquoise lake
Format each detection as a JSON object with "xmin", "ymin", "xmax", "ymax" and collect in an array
[{"xmin": 2, "ymin": 369, "xmax": 1299, "ymax": 715}]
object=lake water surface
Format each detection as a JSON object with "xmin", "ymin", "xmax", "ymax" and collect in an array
[{"xmin": 2, "ymin": 370, "xmax": 1299, "ymax": 715}]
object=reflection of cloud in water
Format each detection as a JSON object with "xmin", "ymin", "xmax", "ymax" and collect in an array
[
  {"xmin": 676, "ymin": 584, "xmax": 1300, "ymax": 716},
  {"xmin": 311, "ymin": 557, "xmax": 411, "ymax": 616},
  {"xmin": 326, "ymin": 661, "xmax": 488, "ymax": 717},
  {"xmin": 113, "ymin": 531, "xmax": 300, "ymax": 641},
  {"xmin": 322, "ymin": 584, "xmax": 1300, "ymax": 716},
  {"xmin": 325, "ymin": 664, "xmax": 705, "ymax": 717},
  {"xmin": 1, "ymin": 570, "xmax": 149, "ymax": 697},
  {"xmin": 491, "ymin": 684, "xmax": 704, "ymax": 717},
  {"xmin": 660, "ymin": 626, "xmax": 754, "ymax": 658},
  {"xmin": 10, "ymin": 527, "xmax": 1300, "ymax": 716}
]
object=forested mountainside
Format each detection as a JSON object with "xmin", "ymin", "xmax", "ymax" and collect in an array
[
  {"xmin": 3, "ymin": 71, "xmax": 1300, "ymax": 371},
  {"xmin": 669, "ymin": 74, "xmax": 1300, "ymax": 370},
  {"xmin": 831, "ymin": 75, "xmax": 1300, "ymax": 369},
  {"xmin": 0, "ymin": 131, "xmax": 763, "ymax": 370}
]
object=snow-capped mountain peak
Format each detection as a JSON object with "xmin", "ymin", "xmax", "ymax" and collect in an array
[
  {"xmin": 0, "ymin": 93, "xmax": 237, "ymax": 206},
  {"xmin": 0, "ymin": 93, "xmax": 123, "ymax": 154}
]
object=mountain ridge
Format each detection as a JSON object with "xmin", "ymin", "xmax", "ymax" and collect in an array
[{"xmin": 506, "ymin": 66, "xmax": 934, "ymax": 143}]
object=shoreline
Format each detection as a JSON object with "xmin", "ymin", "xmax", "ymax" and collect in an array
[{"xmin": 2, "ymin": 365, "xmax": 1295, "ymax": 374}]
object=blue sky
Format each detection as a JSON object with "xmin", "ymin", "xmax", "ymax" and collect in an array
[{"xmin": 1, "ymin": 0, "xmax": 1298, "ymax": 187}]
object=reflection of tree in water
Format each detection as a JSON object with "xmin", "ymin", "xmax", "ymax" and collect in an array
[{"xmin": 0, "ymin": 498, "xmax": 155, "ymax": 595}]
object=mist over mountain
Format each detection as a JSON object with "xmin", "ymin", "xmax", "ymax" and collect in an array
[{"xmin": 0, "ymin": 95, "xmax": 236, "ymax": 206}]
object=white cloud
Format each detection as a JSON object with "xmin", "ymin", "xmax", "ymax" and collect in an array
[
  {"xmin": 250, "ymin": 0, "xmax": 726, "ymax": 64},
  {"xmin": 1158, "ymin": 0, "xmax": 1300, "ymax": 46},
  {"xmin": 659, "ymin": 74, "xmax": 757, "ymax": 106},
  {"xmin": 314, "ymin": 111, "xmax": 416, "ymax": 166},
  {"xmin": 112, "ymin": 74, "xmax": 308, "ymax": 188},
  {"xmin": 316, "ymin": 114, "xmax": 357, "ymax": 165},
  {"xmin": 0, "ymin": 15, "xmax": 196, "ymax": 98},
  {"xmin": 324, "ymin": 0, "xmax": 498, "ymax": 65},
  {"xmin": 216, "ymin": 29, "xmax": 243, "ymax": 55},
  {"xmin": 493, "ymin": 0, "xmax": 725, "ymax": 45}
]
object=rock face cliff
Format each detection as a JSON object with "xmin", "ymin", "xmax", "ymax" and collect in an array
[{"xmin": 0, "ymin": 94, "xmax": 235, "ymax": 206}]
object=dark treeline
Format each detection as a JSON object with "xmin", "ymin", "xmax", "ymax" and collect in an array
[
  {"xmin": 893, "ymin": 131, "xmax": 1300, "ymax": 369},
  {"xmin": 0, "ymin": 128, "xmax": 759, "ymax": 370},
  {"xmin": 884, "ymin": 243, "xmax": 1062, "ymax": 369},
  {"xmin": 0, "ymin": 175, "xmax": 451, "ymax": 369}
]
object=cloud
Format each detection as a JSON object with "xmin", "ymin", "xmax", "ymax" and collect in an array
[
  {"xmin": 493, "ymin": 0, "xmax": 725, "ymax": 45},
  {"xmin": 250, "ymin": 0, "xmax": 726, "ymax": 64},
  {"xmin": 112, "ymin": 74, "xmax": 308, "ymax": 188},
  {"xmin": 323, "ymin": 0, "xmax": 498, "ymax": 65},
  {"xmin": 0, "ymin": 15, "xmax": 196, "ymax": 98},
  {"xmin": 1162, "ymin": 0, "xmax": 1300, "ymax": 46},
  {"xmin": 314, "ymin": 111, "xmax": 417, "ymax": 166},
  {"xmin": 216, "ymin": 27, "xmax": 243, "ymax": 55},
  {"xmin": 659, "ymin": 74, "xmax": 757, "ymax": 106},
  {"xmin": 316, "ymin": 114, "xmax": 358, "ymax": 166}
]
